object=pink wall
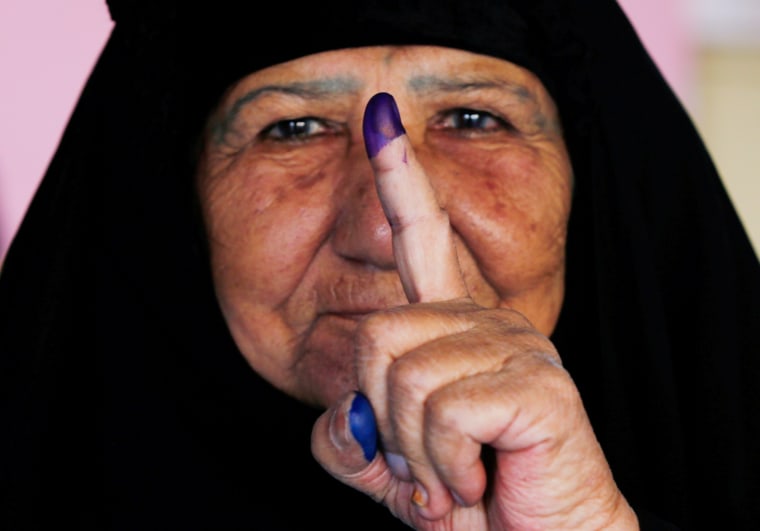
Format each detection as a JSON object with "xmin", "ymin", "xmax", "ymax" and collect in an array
[
  {"xmin": 0, "ymin": 0, "xmax": 694, "ymax": 265},
  {"xmin": 617, "ymin": 0, "xmax": 695, "ymax": 108},
  {"xmin": 0, "ymin": 0, "xmax": 113, "ymax": 263}
]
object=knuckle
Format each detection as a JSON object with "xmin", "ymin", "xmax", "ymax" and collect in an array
[
  {"xmin": 534, "ymin": 359, "xmax": 582, "ymax": 415},
  {"xmin": 387, "ymin": 355, "xmax": 431, "ymax": 404},
  {"xmin": 393, "ymin": 207, "xmax": 450, "ymax": 234},
  {"xmin": 424, "ymin": 390, "xmax": 462, "ymax": 434},
  {"xmin": 485, "ymin": 307, "xmax": 535, "ymax": 329}
]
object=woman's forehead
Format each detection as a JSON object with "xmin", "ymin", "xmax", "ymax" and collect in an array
[
  {"xmin": 221, "ymin": 46, "xmax": 548, "ymax": 108},
  {"xmin": 236, "ymin": 46, "xmax": 535, "ymax": 80}
]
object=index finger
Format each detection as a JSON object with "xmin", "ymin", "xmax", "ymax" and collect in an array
[{"xmin": 363, "ymin": 92, "xmax": 468, "ymax": 303}]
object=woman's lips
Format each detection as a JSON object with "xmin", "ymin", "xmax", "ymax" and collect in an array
[
  {"xmin": 313, "ymin": 272, "xmax": 408, "ymax": 319},
  {"xmin": 290, "ymin": 289, "xmax": 406, "ymax": 405}
]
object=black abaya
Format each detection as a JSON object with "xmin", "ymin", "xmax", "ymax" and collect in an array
[{"xmin": 1, "ymin": 1, "xmax": 758, "ymax": 529}]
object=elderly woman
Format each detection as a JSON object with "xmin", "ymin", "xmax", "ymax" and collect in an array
[{"xmin": 0, "ymin": 0, "xmax": 758, "ymax": 530}]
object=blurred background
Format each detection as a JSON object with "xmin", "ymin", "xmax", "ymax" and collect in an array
[{"xmin": 0, "ymin": 0, "xmax": 758, "ymax": 267}]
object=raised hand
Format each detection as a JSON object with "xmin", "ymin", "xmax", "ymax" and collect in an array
[{"xmin": 311, "ymin": 92, "xmax": 638, "ymax": 530}]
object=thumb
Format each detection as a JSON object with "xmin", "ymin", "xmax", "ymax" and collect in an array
[
  {"xmin": 312, "ymin": 393, "xmax": 420, "ymax": 527},
  {"xmin": 311, "ymin": 391, "xmax": 389, "ymax": 482}
]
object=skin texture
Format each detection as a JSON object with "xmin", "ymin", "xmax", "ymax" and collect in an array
[{"xmin": 196, "ymin": 46, "xmax": 638, "ymax": 529}]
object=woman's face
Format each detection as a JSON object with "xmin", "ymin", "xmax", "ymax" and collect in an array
[{"xmin": 196, "ymin": 46, "xmax": 572, "ymax": 407}]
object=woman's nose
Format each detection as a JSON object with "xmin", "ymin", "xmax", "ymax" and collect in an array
[{"xmin": 331, "ymin": 158, "xmax": 396, "ymax": 269}]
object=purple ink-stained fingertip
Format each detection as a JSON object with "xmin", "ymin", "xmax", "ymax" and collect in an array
[{"xmin": 363, "ymin": 92, "xmax": 406, "ymax": 159}]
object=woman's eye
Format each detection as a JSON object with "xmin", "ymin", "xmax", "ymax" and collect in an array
[
  {"xmin": 261, "ymin": 117, "xmax": 330, "ymax": 141},
  {"xmin": 439, "ymin": 108, "xmax": 513, "ymax": 133}
]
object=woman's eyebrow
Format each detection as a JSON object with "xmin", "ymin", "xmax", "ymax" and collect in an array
[
  {"xmin": 212, "ymin": 78, "xmax": 360, "ymax": 143},
  {"xmin": 408, "ymin": 75, "xmax": 537, "ymax": 103}
]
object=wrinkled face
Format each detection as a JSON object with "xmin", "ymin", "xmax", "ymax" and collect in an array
[{"xmin": 196, "ymin": 46, "xmax": 572, "ymax": 408}]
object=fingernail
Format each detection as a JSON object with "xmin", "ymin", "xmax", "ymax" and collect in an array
[
  {"xmin": 363, "ymin": 92, "xmax": 406, "ymax": 159},
  {"xmin": 348, "ymin": 392, "xmax": 378, "ymax": 461},
  {"xmin": 411, "ymin": 482, "xmax": 428, "ymax": 508},
  {"xmin": 385, "ymin": 451, "xmax": 412, "ymax": 481}
]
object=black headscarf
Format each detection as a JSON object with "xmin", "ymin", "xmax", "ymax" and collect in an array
[{"xmin": 1, "ymin": 1, "xmax": 758, "ymax": 529}]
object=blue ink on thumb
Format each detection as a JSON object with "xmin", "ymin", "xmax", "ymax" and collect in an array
[
  {"xmin": 349, "ymin": 392, "xmax": 378, "ymax": 461},
  {"xmin": 363, "ymin": 92, "xmax": 406, "ymax": 159}
]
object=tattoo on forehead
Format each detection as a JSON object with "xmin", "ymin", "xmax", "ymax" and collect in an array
[
  {"xmin": 210, "ymin": 77, "xmax": 360, "ymax": 145},
  {"xmin": 409, "ymin": 75, "xmax": 535, "ymax": 100}
]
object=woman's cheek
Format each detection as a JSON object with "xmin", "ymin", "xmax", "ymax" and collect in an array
[
  {"xmin": 441, "ymin": 149, "xmax": 569, "ymax": 294},
  {"xmin": 203, "ymin": 160, "xmax": 339, "ymax": 308}
]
